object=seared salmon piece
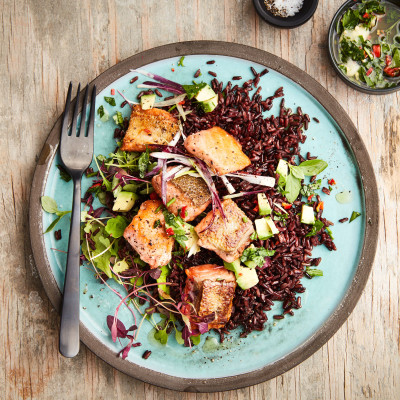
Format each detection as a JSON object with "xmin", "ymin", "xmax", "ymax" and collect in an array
[
  {"xmin": 184, "ymin": 264, "xmax": 236, "ymax": 329},
  {"xmin": 195, "ymin": 199, "xmax": 254, "ymax": 263},
  {"xmin": 151, "ymin": 167, "xmax": 211, "ymax": 221},
  {"xmin": 123, "ymin": 200, "xmax": 174, "ymax": 268},
  {"xmin": 120, "ymin": 106, "xmax": 179, "ymax": 152},
  {"xmin": 184, "ymin": 126, "xmax": 251, "ymax": 176}
]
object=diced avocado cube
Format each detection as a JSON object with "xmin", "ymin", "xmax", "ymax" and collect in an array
[
  {"xmin": 140, "ymin": 94, "xmax": 156, "ymax": 110},
  {"xmin": 265, "ymin": 217, "xmax": 279, "ymax": 235},
  {"xmin": 113, "ymin": 259, "xmax": 129, "ymax": 274},
  {"xmin": 257, "ymin": 193, "xmax": 272, "ymax": 216},
  {"xmin": 223, "ymin": 259, "xmax": 241, "ymax": 275},
  {"xmin": 236, "ymin": 266, "xmax": 259, "ymax": 290},
  {"xmin": 255, "ymin": 218, "xmax": 273, "ymax": 240},
  {"xmin": 276, "ymin": 159, "xmax": 288, "ymax": 185},
  {"xmin": 243, "ymin": 260, "xmax": 258, "ymax": 269},
  {"xmin": 195, "ymin": 84, "xmax": 216, "ymax": 102},
  {"xmin": 157, "ymin": 265, "xmax": 170, "ymax": 299},
  {"xmin": 301, "ymin": 204, "xmax": 315, "ymax": 225},
  {"xmin": 201, "ymin": 94, "xmax": 218, "ymax": 113},
  {"xmin": 112, "ymin": 191, "xmax": 138, "ymax": 212}
]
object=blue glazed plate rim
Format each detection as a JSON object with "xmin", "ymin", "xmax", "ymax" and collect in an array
[{"xmin": 29, "ymin": 41, "xmax": 379, "ymax": 392}]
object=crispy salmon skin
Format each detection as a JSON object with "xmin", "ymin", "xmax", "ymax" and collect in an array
[
  {"xmin": 184, "ymin": 264, "xmax": 236, "ymax": 329},
  {"xmin": 120, "ymin": 106, "xmax": 179, "ymax": 152},
  {"xmin": 123, "ymin": 199, "xmax": 174, "ymax": 268},
  {"xmin": 195, "ymin": 199, "xmax": 254, "ymax": 262},
  {"xmin": 151, "ymin": 167, "xmax": 211, "ymax": 221},
  {"xmin": 184, "ymin": 126, "xmax": 251, "ymax": 175}
]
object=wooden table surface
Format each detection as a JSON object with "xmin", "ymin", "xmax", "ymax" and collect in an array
[{"xmin": 1, "ymin": 0, "xmax": 399, "ymax": 399}]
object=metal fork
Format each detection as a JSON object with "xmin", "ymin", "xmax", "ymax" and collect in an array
[{"xmin": 59, "ymin": 82, "xmax": 96, "ymax": 358}]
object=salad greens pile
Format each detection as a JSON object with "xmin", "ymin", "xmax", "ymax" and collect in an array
[{"xmin": 337, "ymin": 0, "xmax": 400, "ymax": 88}]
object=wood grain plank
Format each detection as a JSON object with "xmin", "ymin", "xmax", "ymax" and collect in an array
[{"xmin": 1, "ymin": 0, "xmax": 399, "ymax": 398}]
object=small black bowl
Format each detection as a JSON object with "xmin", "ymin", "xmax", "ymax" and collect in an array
[
  {"xmin": 253, "ymin": 0, "xmax": 319, "ymax": 29},
  {"xmin": 328, "ymin": 0, "xmax": 400, "ymax": 95}
]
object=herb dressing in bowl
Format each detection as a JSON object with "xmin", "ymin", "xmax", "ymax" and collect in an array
[{"xmin": 329, "ymin": 0, "xmax": 400, "ymax": 93}]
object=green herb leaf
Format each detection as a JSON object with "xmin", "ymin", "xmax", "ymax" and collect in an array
[
  {"xmin": 191, "ymin": 335, "xmax": 201, "ymax": 345},
  {"xmin": 240, "ymin": 246, "xmax": 275, "ymax": 268},
  {"xmin": 340, "ymin": 38, "xmax": 365, "ymax": 63},
  {"xmin": 177, "ymin": 56, "xmax": 185, "ymax": 67},
  {"xmin": 250, "ymin": 232, "xmax": 258, "ymax": 241},
  {"xmin": 290, "ymin": 165, "xmax": 305, "ymax": 180},
  {"xmin": 349, "ymin": 211, "xmax": 361, "ymax": 222},
  {"xmin": 306, "ymin": 267, "xmax": 323, "ymax": 277},
  {"xmin": 306, "ymin": 220, "xmax": 324, "ymax": 237},
  {"xmin": 105, "ymin": 216, "xmax": 129, "ymax": 238},
  {"xmin": 166, "ymin": 197, "xmax": 176, "ymax": 207},
  {"xmin": 154, "ymin": 327, "xmax": 169, "ymax": 345},
  {"xmin": 182, "ymin": 82, "xmax": 207, "ymax": 99},
  {"xmin": 298, "ymin": 160, "xmax": 328, "ymax": 176},
  {"xmin": 341, "ymin": 8, "xmax": 361, "ymax": 31},
  {"xmin": 104, "ymin": 96, "xmax": 116, "ymax": 106},
  {"xmin": 113, "ymin": 111, "xmax": 124, "ymax": 128},
  {"xmin": 284, "ymin": 173, "xmax": 302, "ymax": 203},
  {"xmin": 175, "ymin": 330, "xmax": 184, "ymax": 345},
  {"xmin": 153, "ymin": 219, "xmax": 161, "ymax": 229},
  {"xmin": 56, "ymin": 164, "xmax": 72, "ymax": 182},
  {"xmin": 44, "ymin": 215, "xmax": 63, "ymax": 233},
  {"xmin": 41, "ymin": 196, "xmax": 58, "ymax": 214},
  {"xmin": 97, "ymin": 105, "xmax": 105, "ymax": 118},
  {"xmin": 138, "ymin": 148, "xmax": 150, "ymax": 178}
]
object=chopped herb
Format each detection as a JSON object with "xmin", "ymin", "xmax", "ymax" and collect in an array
[
  {"xmin": 166, "ymin": 197, "xmax": 177, "ymax": 207},
  {"xmin": 153, "ymin": 219, "xmax": 161, "ymax": 229},
  {"xmin": 155, "ymin": 205, "xmax": 163, "ymax": 213},
  {"xmin": 306, "ymin": 220, "xmax": 324, "ymax": 237},
  {"xmin": 104, "ymin": 97, "xmax": 116, "ymax": 106},
  {"xmin": 97, "ymin": 105, "xmax": 109, "ymax": 122},
  {"xmin": 177, "ymin": 56, "xmax": 185, "ymax": 67},
  {"xmin": 113, "ymin": 111, "xmax": 124, "ymax": 128},
  {"xmin": 250, "ymin": 232, "xmax": 258, "ymax": 241},
  {"xmin": 182, "ymin": 82, "xmax": 207, "ymax": 99},
  {"xmin": 325, "ymin": 227, "xmax": 334, "ymax": 240},
  {"xmin": 300, "ymin": 179, "xmax": 322, "ymax": 198},
  {"xmin": 138, "ymin": 148, "xmax": 150, "ymax": 178},
  {"xmin": 306, "ymin": 267, "xmax": 323, "ymax": 277},
  {"xmin": 349, "ymin": 211, "xmax": 361, "ymax": 222},
  {"xmin": 241, "ymin": 246, "xmax": 275, "ymax": 268},
  {"xmin": 242, "ymin": 216, "xmax": 248, "ymax": 223},
  {"xmin": 56, "ymin": 164, "xmax": 71, "ymax": 182}
]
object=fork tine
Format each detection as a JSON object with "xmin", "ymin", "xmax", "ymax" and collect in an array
[
  {"xmin": 87, "ymin": 85, "xmax": 96, "ymax": 138},
  {"xmin": 70, "ymin": 83, "xmax": 81, "ymax": 136},
  {"xmin": 61, "ymin": 82, "xmax": 73, "ymax": 139},
  {"xmin": 79, "ymin": 85, "xmax": 89, "ymax": 137}
]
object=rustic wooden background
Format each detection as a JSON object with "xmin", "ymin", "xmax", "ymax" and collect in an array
[{"xmin": 1, "ymin": 0, "xmax": 399, "ymax": 399}]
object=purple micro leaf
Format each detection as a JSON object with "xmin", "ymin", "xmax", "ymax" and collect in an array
[{"xmin": 197, "ymin": 322, "xmax": 209, "ymax": 334}]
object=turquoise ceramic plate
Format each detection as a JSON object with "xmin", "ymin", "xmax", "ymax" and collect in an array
[{"xmin": 29, "ymin": 42, "xmax": 379, "ymax": 392}]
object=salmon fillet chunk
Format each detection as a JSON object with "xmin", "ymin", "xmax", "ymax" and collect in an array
[
  {"xmin": 184, "ymin": 264, "xmax": 236, "ymax": 329},
  {"xmin": 151, "ymin": 167, "xmax": 211, "ymax": 221},
  {"xmin": 195, "ymin": 199, "xmax": 254, "ymax": 263},
  {"xmin": 120, "ymin": 106, "xmax": 179, "ymax": 152},
  {"xmin": 123, "ymin": 200, "xmax": 174, "ymax": 268},
  {"xmin": 184, "ymin": 126, "xmax": 251, "ymax": 176}
]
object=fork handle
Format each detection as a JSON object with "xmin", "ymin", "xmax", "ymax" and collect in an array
[{"xmin": 59, "ymin": 177, "xmax": 82, "ymax": 357}]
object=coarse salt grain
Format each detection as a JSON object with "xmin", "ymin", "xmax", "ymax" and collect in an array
[{"xmin": 265, "ymin": 0, "xmax": 304, "ymax": 17}]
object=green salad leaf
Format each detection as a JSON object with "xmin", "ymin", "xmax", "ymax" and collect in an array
[
  {"xmin": 306, "ymin": 220, "xmax": 324, "ymax": 237},
  {"xmin": 138, "ymin": 147, "xmax": 150, "ymax": 178},
  {"xmin": 105, "ymin": 215, "xmax": 129, "ymax": 238},
  {"xmin": 306, "ymin": 267, "xmax": 324, "ymax": 277},
  {"xmin": 41, "ymin": 196, "xmax": 71, "ymax": 233}
]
